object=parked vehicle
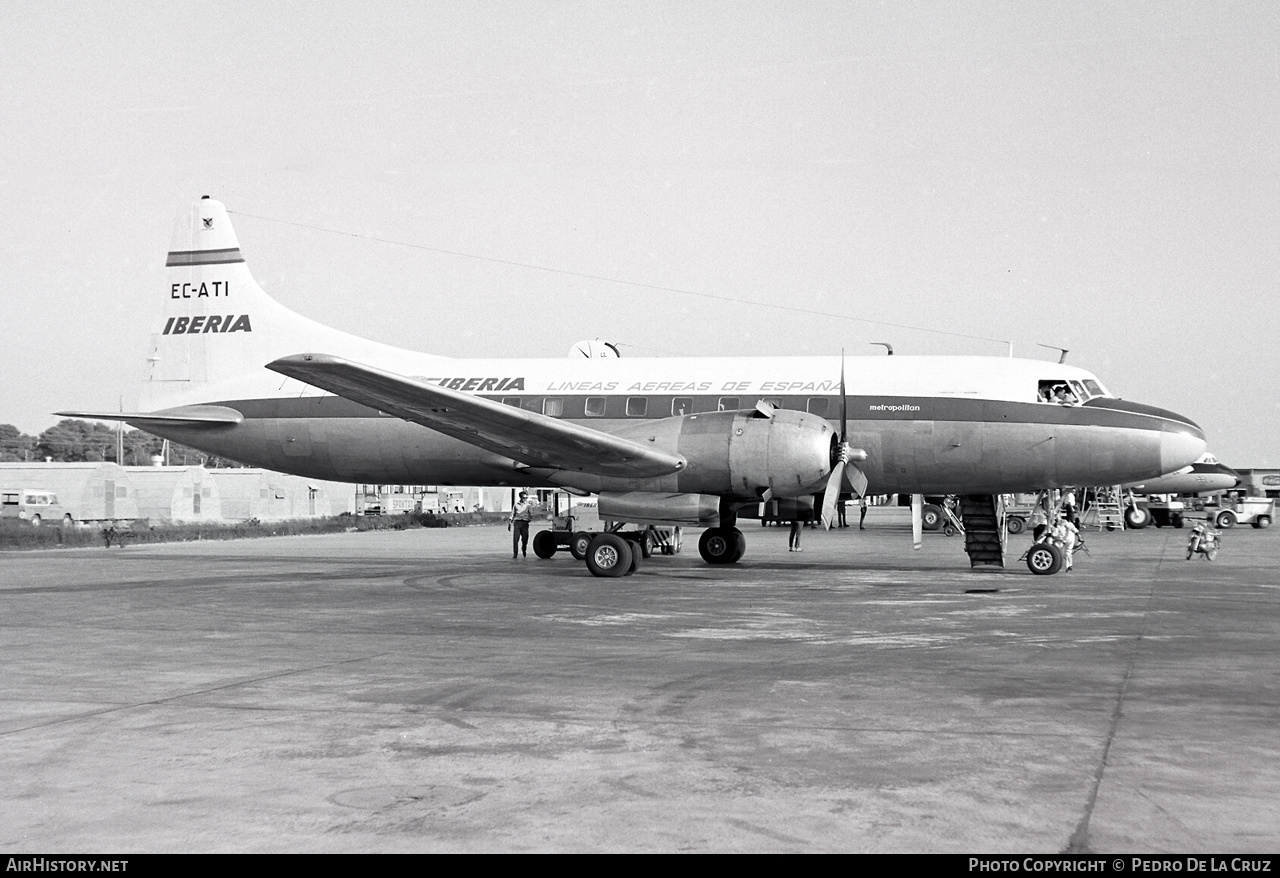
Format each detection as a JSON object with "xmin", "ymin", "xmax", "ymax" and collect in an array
[
  {"xmin": 1003, "ymin": 492, "xmax": 1041, "ymax": 534},
  {"xmin": 0, "ymin": 489, "xmax": 69, "ymax": 526},
  {"xmin": 1204, "ymin": 496, "xmax": 1274, "ymax": 529}
]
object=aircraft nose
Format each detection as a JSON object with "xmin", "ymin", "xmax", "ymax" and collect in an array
[
  {"xmin": 1221, "ymin": 466, "xmax": 1243, "ymax": 489},
  {"xmin": 1161, "ymin": 427, "xmax": 1208, "ymax": 475}
]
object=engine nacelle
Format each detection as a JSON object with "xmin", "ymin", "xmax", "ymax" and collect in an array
[
  {"xmin": 624, "ymin": 407, "xmax": 835, "ymax": 498},
  {"xmin": 544, "ymin": 407, "xmax": 837, "ymax": 499},
  {"xmin": 720, "ymin": 407, "xmax": 835, "ymax": 496}
]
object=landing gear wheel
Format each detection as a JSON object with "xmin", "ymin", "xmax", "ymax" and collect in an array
[
  {"xmin": 1215, "ymin": 511, "xmax": 1236, "ymax": 529},
  {"xmin": 638, "ymin": 530, "xmax": 655, "ymax": 559},
  {"xmin": 1124, "ymin": 506, "xmax": 1150, "ymax": 529},
  {"xmin": 569, "ymin": 531, "xmax": 592, "ymax": 560},
  {"xmin": 699, "ymin": 527, "xmax": 746, "ymax": 565},
  {"xmin": 532, "ymin": 530, "xmax": 558, "ymax": 559},
  {"xmin": 699, "ymin": 527, "xmax": 732, "ymax": 564},
  {"xmin": 921, "ymin": 505, "xmax": 943, "ymax": 531},
  {"xmin": 586, "ymin": 533, "xmax": 633, "ymax": 578},
  {"xmin": 1006, "ymin": 516, "xmax": 1025, "ymax": 535},
  {"xmin": 625, "ymin": 543, "xmax": 640, "ymax": 575},
  {"xmin": 1026, "ymin": 543, "xmax": 1063, "ymax": 575},
  {"xmin": 661, "ymin": 527, "xmax": 683, "ymax": 555}
]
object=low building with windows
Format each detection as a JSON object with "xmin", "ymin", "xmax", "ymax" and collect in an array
[
  {"xmin": 0, "ymin": 462, "xmax": 139, "ymax": 524},
  {"xmin": 1236, "ymin": 469, "xmax": 1280, "ymax": 499},
  {"xmin": 210, "ymin": 469, "xmax": 356, "ymax": 521},
  {"xmin": 125, "ymin": 465, "xmax": 223, "ymax": 523}
]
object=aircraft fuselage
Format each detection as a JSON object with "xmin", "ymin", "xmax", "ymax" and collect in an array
[{"xmin": 151, "ymin": 382, "xmax": 1202, "ymax": 499}]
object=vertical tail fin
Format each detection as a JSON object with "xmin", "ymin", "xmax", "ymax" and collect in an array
[{"xmin": 141, "ymin": 197, "xmax": 414, "ymax": 410}]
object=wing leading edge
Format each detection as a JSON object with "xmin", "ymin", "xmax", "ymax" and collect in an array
[{"xmin": 267, "ymin": 353, "xmax": 686, "ymax": 478}]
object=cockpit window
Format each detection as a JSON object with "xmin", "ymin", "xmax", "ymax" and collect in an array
[
  {"xmin": 1037, "ymin": 376, "xmax": 1114, "ymax": 403},
  {"xmin": 1037, "ymin": 380, "xmax": 1079, "ymax": 405}
]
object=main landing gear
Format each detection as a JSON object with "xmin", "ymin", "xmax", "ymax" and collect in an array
[
  {"xmin": 580, "ymin": 526, "xmax": 744, "ymax": 576},
  {"xmin": 698, "ymin": 526, "xmax": 746, "ymax": 565},
  {"xmin": 531, "ymin": 525, "xmax": 681, "ymax": 578},
  {"xmin": 584, "ymin": 532, "xmax": 640, "ymax": 578},
  {"xmin": 534, "ymin": 523, "xmax": 746, "ymax": 577},
  {"xmin": 579, "ymin": 526, "xmax": 745, "ymax": 577}
]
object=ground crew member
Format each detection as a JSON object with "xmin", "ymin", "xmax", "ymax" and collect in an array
[
  {"xmin": 1030, "ymin": 503, "xmax": 1049, "ymax": 541},
  {"xmin": 509, "ymin": 490, "xmax": 535, "ymax": 559},
  {"xmin": 1062, "ymin": 488, "xmax": 1078, "ymax": 525},
  {"xmin": 1055, "ymin": 516, "xmax": 1080, "ymax": 572}
]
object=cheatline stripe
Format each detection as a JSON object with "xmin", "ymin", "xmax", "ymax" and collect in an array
[
  {"xmin": 166, "ymin": 248, "xmax": 245, "ymax": 266},
  {"xmin": 206, "ymin": 394, "xmax": 1202, "ymax": 434}
]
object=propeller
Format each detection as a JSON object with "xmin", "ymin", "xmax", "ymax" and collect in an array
[{"xmin": 821, "ymin": 351, "xmax": 868, "ymax": 528}]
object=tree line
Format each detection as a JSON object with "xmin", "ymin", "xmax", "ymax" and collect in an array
[{"xmin": 0, "ymin": 420, "xmax": 242, "ymax": 467}]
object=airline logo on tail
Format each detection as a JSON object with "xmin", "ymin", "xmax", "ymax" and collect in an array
[{"xmin": 162, "ymin": 315, "xmax": 253, "ymax": 335}]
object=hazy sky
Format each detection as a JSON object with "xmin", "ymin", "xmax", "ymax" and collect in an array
[{"xmin": 3, "ymin": 2, "xmax": 1278, "ymax": 465}]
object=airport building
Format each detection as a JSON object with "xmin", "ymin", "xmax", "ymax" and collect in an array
[
  {"xmin": 1236, "ymin": 468, "xmax": 1280, "ymax": 499},
  {"xmin": 2, "ymin": 462, "xmax": 358, "ymax": 525},
  {"xmin": 2, "ymin": 461, "xmax": 532, "ymax": 526},
  {"xmin": 212, "ymin": 469, "xmax": 354, "ymax": 521},
  {"xmin": 125, "ymin": 465, "xmax": 223, "ymax": 524},
  {"xmin": 0, "ymin": 462, "xmax": 140, "ymax": 525},
  {"xmin": 354, "ymin": 484, "xmax": 519, "ymax": 515}
]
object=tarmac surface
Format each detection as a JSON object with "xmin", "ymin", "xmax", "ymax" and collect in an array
[{"xmin": 1, "ymin": 509, "xmax": 1277, "ymax": 853}]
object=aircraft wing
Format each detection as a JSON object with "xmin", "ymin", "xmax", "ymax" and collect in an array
[{"xmin": 267, "ymin": 353, "xmax": 686, "ymax": 478}]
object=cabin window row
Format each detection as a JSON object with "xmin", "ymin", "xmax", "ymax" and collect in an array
[{"xmin": 496, "ymin": 395, "xmax": 833, "ymax": 418}]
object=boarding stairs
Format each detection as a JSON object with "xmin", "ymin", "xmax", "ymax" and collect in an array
[
  {"xmin": 1082, "ymin": 486, "xmax": 1125, "ymax": 531},
  {"xmin": 960, "ymin": 494, "xmax": 1006, "ymax": 568}
]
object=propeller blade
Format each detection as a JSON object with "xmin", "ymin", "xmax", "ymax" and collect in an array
[
  {"xmin": 820, "ymin": 462, "xmax": 845, "ymax": 529},
  {"xmin": 845, "ymin": 466, "xmax": 868, "ymax": 499},
  {"xmin": 821, "ymin": 349, "xmax": 852, "ymax": 530},
  {"xmin": 839, "ymin": 349, "xmax": 847, "ymax": 438},
  {"xmin": 912, "ymin": 493, "xmax": 923, "ymax": 550}
]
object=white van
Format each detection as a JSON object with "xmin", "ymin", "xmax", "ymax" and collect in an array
[{"xmin": 0, "ymin": 489, "xmax": 70, "ymax": 526}]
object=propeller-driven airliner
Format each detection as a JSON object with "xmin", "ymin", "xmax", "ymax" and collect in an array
[
  {"xmin": 62, "ymin": 197, "xmax": 1209, "ymax": 576},
  {"xmin": 1122, "ymin": 452, "xmax": 1239, "ymax": 496}
]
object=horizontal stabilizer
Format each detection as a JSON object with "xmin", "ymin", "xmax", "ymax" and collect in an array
[
  {"xmin": 267, "ymin": 353, "xmax": 686, "ymax": 478},
  {"xmin": 54, "ymin": 405, "xmax": 245, "ymax": 427}
]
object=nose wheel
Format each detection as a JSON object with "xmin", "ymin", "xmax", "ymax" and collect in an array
[{"xmin": 1025, "ymin": 542, "xmax": 1063, "ymax": 575}]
